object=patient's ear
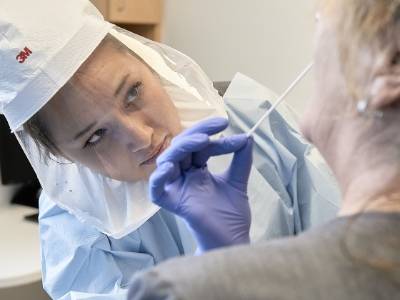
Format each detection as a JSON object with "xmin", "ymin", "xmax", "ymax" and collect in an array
[{"xmin": 369, "ymin": 50, "xmax": 400, "ymax": 110}]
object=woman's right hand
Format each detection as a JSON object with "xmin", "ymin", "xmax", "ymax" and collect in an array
[{"xmin": 149, "ymin": 118, "xmax": 253, "ymax": 253}]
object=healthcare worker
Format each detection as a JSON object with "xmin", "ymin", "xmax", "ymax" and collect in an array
[
  {"xmin": 0, "ymin": 0, "xmax": 339, "ymax": 299},
  {"xmin": 127, "ymin": 0, "xmax": 400, "ymax": 299}
]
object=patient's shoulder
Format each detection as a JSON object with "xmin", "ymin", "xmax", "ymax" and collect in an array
[{"xmin": 129, "ymin": 214, "xmax": 400, "ymax": 300}]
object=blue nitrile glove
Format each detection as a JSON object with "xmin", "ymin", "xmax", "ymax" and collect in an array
[{"xmin": 149, "ymin": 117, "xmax": 253, "ymax": 252}]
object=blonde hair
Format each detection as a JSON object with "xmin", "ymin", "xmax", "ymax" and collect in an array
[{"xmin": 321, "ymin": 0, "xmax": 400, "ymax": 99}]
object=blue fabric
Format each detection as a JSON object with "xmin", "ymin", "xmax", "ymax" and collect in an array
[
  {"xmin": 39, "ymin": 193, "xmax": 194, "ymax": 300},
  {"xmin": 223, "ymin": 73, "xmax": 340, "ymax": 233}
]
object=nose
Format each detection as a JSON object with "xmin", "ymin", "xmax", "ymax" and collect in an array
[{"xmin": 117, "ymin": 114, "xmax": 153, "ymax": 153}]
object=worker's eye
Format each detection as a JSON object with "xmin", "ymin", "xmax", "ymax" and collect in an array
[
  {"xmin": 125, "ymin": 82, "xmax": 142, "ymax": 107},
  {"xmin": 84, "ymin": 128, "xmax": 107, "ymax": 148}
]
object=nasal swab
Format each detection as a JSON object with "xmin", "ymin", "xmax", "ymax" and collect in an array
[{"xmin": 247, "ymin": 62, "xmax": 314, "ymax": 137}]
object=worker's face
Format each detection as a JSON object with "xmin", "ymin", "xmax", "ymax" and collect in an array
[{"xmin": 37, "ymin": 38, "xmax": 182, "ymax": 182}]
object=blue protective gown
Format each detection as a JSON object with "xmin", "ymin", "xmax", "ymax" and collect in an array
[
  {"xmin": 39, "ymin": 74, "xmax": 340, "ymax": 299},
  {"xmin": 40, "ymin": 197, "xmax": 195, "ymax": 299}
]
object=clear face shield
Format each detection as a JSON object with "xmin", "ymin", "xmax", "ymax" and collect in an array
[{"xmin": 16, "ymin": 27, "xmax": 227, "ymax": 238}]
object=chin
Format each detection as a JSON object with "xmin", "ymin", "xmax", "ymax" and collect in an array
[
  {"xmin": 142, "ymin": 163, "xmax": 157, "ymax": 178},
  {"xmin": 128, "ymin": 163, "xmax": 157, "ymax": 182},
  {"xmin": 299, "ymin": 117, "xmax": 313, "ymax": 144},
  {"xmin": 106, "ymin": 166, "xmax": 155, "ymax": 183}
]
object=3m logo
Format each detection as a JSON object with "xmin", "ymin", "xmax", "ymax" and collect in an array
[{"xmin": 16, "ymin": 47, "xmax": 32, "ymax": 64}]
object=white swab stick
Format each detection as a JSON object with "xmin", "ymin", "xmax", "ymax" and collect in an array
[{"xmin": 247, "ymin": 62, "xmax": 314, "ymax": 137}]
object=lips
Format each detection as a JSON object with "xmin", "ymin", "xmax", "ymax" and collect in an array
[{"xmin": 141, "ymin": 136, "xmax": 170, "ymax": 166}]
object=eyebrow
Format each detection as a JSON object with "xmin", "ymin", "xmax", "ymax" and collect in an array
[
  {"xmin": 72, "ymin": 74, "xmax": 129, "ymax": 142},
  {"xmin": 114, "ymin": 74, "xmax": 130, "ymax": 97},
  {"xmin": 73, "ymin": 121, "xmax": 97, "ymax": 141}
]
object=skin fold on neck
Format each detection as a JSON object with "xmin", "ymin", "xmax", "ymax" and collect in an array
[{"xmin": 339, "ymin": 163, "xmax": 400, "ymax": 216}]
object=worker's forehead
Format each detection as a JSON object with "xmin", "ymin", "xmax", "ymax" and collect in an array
[
  {"xmin": 52, "ymin": 44, "xmax": 143, "ymax": 105},
  {"xmin": 76, "ymin": 40, "xmax": 141, "ymax": 76}
]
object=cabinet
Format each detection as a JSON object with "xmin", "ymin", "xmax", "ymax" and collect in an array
[{"xmin": 91, "ymin": 0, "xmax": 163, "ymax": 41}]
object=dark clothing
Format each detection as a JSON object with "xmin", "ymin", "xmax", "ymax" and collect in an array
[{"xmin": 128, "ymin": 213, "xmax": 400, "ymax": 300}]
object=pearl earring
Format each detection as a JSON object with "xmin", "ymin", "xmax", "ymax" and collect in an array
[{"xmin": 357, "ymin": 98, "xmax": 384, "ymax": 118}]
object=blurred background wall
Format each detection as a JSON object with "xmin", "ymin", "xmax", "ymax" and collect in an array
[{"xmin": 163, "ymin": 0, "xmax": 316, "ymax": 114}]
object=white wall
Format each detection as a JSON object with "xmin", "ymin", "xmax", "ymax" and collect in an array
[{"xmin": 163, "ymin": 0, "xmax": 316, "ymax": 114}]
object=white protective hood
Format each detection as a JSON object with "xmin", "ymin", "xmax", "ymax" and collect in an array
[{"xmin": 0, "ymin": 0, "xmax": 227, "ymax": 238}]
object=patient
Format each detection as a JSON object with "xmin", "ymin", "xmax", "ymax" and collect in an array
[{"xmin": 128, "ymin": 0, "xmax": 400, "ymax": 299}]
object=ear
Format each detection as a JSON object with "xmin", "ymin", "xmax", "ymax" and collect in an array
[{"xmin": 369, "ymin": 51, "xmax": 400, "ymax": 110}]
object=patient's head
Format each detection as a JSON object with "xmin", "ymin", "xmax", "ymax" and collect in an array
[
  {"xmin": 301, "ymin": 0, "xmax": 400, "ymax": 196},
  {"xmin": 24, "ymin": 35, "xmax": 182, "ymax": 182}
]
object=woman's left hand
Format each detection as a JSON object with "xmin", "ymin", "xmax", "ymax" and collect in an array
[{"xmin": 149, "ymin": 118, "xmax": 253, "ymax": 253}]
